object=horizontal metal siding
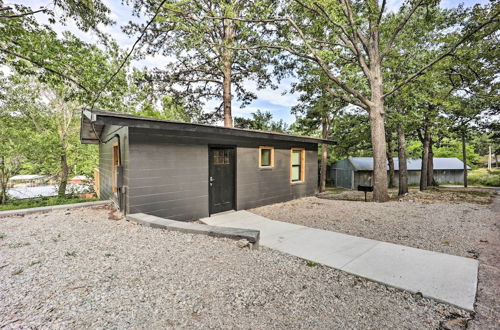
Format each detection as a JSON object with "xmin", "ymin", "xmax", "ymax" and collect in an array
[
  {"xmin": 236, "ymin": 146, "xmax": 318, "ymax": 210},
  {"xmin": 126, "ymin": 128, "xmax": 319, "ymax": 220},
  {"xmin": 339, "ymin": 169, "xmax": 464, "ymax": 189},
  {"xmin": 99, "ymin": 126, "xmax": 129, "ymax": 209},
  {"xmin": 128, "ymin": 131, "xmax": 208, "ymax": 221}
]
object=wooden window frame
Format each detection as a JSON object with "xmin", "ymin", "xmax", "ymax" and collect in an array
[
  {"xmin": 290, "ymin": 148, "xmax": 305, "ymax": 183},
  {"xmin": 111, "ymin": 142, "xmax": 120, "ymax": 192},
  {"xmin": 258, "ymin": 146, "xmax": 274, "ymax": 168}
]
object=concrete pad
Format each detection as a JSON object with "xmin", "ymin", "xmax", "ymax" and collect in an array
[
  {"xmin": 341, "ymin": 242, "xmax": 478, "ymax": 311},
  {"xmin": 265, "ymin": 227, "xmax": 380, "ymax": 269},
  {"xmin": 203, "ymin": 210, "xmax": 479, "ymax": 311},
  {"xmin": 202, "ymin": 211, "xmax": 306, "ymax": 242}
]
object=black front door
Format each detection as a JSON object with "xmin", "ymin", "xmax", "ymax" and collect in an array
[{"xmin": 209, "ymin": 147, "xmax": 235, "ymax": 214}]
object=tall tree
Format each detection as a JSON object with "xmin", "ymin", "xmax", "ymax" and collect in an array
[
  {"xmin": 125, "ymin": 0, "xmax": 275, "ymax": 126},
  {"xmin": 223, "ymin": 0, "xmax": 498, "ymax": 201},
  {"xmin": 291, "ymin": 68, "xmax": 347, "ymax": 192}
]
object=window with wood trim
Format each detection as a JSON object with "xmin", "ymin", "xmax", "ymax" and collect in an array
[
  {"xmin": 111, "ymin": 142, "xmax": 120, "ymax": 192},
  {"xmin": 290, "ymin": 148, "xmax": 305, "ymax": 182},
  {"xmin": 259, "ymin": 146, "xmax": 274, "ymax": 168}
]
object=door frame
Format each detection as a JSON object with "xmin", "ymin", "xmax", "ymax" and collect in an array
[{"xmin": 208, "ymin": 145, "xmax": 237, "ymax": 216}]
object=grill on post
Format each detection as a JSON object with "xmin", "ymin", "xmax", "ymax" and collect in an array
[{"xmin": 357, "ymin": 185, "xmax": 373, "ymax": 202}]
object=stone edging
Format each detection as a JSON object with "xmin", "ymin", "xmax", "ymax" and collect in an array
[{"xmin": 0, "ymin": 200, "xmax": 112, "ymax": 218}]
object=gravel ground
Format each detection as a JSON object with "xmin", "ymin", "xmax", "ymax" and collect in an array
[
  {"xmin": 251, "ymin": 196, "xmax": 496, "ymax": 258},
  {"xmin": 251, "ymin": 193, "xmax": 500, "ymax": 329},
  {"xmin": 0, "ymin": 205, "xmax": 469, "ymax": 329}
]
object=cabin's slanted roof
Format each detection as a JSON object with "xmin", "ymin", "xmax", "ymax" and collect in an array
[
  {"xmin": 344, "ymin": 157, "xmax": 470, "ymax": 171},
  {"xmin": 80, "ymin": 109, "xmax": 336, "ymax": 145}
]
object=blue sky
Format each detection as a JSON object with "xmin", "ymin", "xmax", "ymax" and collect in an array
[{"xmin": 14, "ymin": 0, "xmax": 490, "ymax": 123}]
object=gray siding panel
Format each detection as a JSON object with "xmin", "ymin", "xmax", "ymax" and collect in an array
[
  {"xmin": 127, "ymin": 131, "xmax": 209, "ymax": 221},
  {"xmin": 99, "ymin": 126, "xmax": 129, "ymax": 210},
  {"xmin": 338, "ymin": 168, "xmax": 463, "ymax": 190},
  {"xmin": 236, "ymin": 147, "xmax": 317, "ymax": 210},
  {"xmin": 125, "ymin": 127, "xmax": 319, "ymax": 221}
]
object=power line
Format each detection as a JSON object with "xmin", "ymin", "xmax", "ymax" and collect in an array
[{"xmin": 89, "ymin": 0, "xmax": 168, "ymax": 112}]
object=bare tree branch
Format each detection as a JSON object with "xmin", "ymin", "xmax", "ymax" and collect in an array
[
  {"xmin": 0, "ymin": 7, "xmax": 47, "ymax": 19},
  {"xmin": 324, "ymin": 86, "xmax": 368, "ymax": 109}
]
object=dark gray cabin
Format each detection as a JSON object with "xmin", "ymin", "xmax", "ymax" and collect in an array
[
  {"xmin": 80, "ymin": 109, "xmax": 334, "ymax": 221},
  {"xmin": 332, "ymin": 157, "xmax": 470, "ymax": 189}
]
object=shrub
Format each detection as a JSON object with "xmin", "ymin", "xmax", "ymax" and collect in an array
[{"xmin": 468, "ymin": 168, "xmax": 500, "ymax": 187}]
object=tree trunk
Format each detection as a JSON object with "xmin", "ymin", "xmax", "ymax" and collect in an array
[
  {"xmin": 386, "ymin": 134, "xmax": 395, "ymax": 188},
  {"xmin": 58, "ymin": 153, "xmax": 69, "ymax": 197},
  {"xmin": 369, "ymin": 102, "xmax": 389, "ymax": 202},
  {"xmin": 462, "ymin": 131, "xmax": 468, "ymax": 188},
  {"xmin": 319, "ymin": 113, "xmax": 329, "ymax": 193},
  {"xmin": 427, "ymin": 137, "xmax": 434, "ymax": 186},
  {"xmin": 0, "ymin": 183, "xmax": 6, "ymax": 205},
  {"xmin": 0, "ymin": 156, "xmax": 7, "ymax": 205},
  {"xmin": 496, "ymin": 154, "xmax": 498, "ymax": 169},
  {"xmin": 222, "ymin": 18, "xmax": 234, "ymax": 127},
  {"xmin": 397, "ymin": 123, "xmax": 408, "ymax": 195},
  {"xmin": 419, "ymin": 127, "xmax": 430, "ymax": 191}
]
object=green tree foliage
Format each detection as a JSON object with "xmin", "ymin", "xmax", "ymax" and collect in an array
[
  {"xmin": 125, "ymin": 0, "xmax": 275, "ymax": 126},
  {"xmin": 0, "ymin": 0, "xmax": 113, "ymax": 89},
  {"xmin": 234, "ymin": 0, "xmax": 498, "ymax": 201},
  {"xmin": 234, "ymin": 110, "xmax": 288, "ymax": 132},
  {"xmin": 407, "ymin": 139, "xmax": 479, "ymax": 167}
]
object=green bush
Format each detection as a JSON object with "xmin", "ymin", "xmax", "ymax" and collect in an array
[
  {"xmin": 0, "ymin": 195, "xmax": 97, "ymax": 212},
  {"xmin": 468, "ymin": 168, "xmax": 500, "ymax": 187}
]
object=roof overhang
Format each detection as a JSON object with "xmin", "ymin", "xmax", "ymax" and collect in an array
[
  {"xmin": 80, "ymin": 109, "xmax": 337, "ymax": 145},
  {"xmin": 80, "ymin": 109, "xmax": 104, "ymax": 144}
]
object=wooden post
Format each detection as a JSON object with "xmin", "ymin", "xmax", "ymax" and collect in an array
[{"xmin": 488, "ymin": 146, "xmax": 492, "ymax": 171}]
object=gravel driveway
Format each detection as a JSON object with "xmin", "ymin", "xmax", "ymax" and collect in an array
[
  {"xmin": 250, "ymin": 194, "xmax": 500, "ymax": 329},
  {"xmin": 251, "ymin": 196, "xmax": 495, "ymax": 258},
  {"xmin": 1, "ymin": 205, "xmax": 469, "ymax": 329}
]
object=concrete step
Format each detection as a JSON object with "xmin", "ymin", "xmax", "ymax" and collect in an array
[{"xmin": 127, "ymin": 213, "xmax": 260, "ymax": 248}]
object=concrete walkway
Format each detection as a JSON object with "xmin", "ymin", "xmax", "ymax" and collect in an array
[{"xmin": 201, "ymin": 211, "xmax": 478, "ymax": 311}]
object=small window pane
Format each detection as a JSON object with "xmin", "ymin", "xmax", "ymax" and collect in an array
[
  {"xmin": 261, "ymin": 149, "xmax": 271, "ymax": 166},
  {"xmin": 214, "ymin": 150, "xmax": 230, "ymax": 165},
  {"xmin": 291, "ymin": 165, "xmax": 300, "ymax": 181},
  {"xmin": 292, "ymin": 150, "xmax": 301, "ymax": 165}
]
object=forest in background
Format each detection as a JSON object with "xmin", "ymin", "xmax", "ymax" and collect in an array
[{"xmin": 0, "ymin": 0, "xmax": 498, "ymax": 204}]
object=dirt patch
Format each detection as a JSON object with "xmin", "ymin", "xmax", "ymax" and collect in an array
[{"xmin": 318, "ymin": 187, "xmax": 495, "ymax": 205}]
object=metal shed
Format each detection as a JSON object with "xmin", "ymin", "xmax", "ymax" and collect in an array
[
  {"xmin": 332, "ymin": 157, "xmax": 470, "ymax": 189},
  {"xmin": 80, "ymin": 109, "xmax": 335, "ymax": 221}
]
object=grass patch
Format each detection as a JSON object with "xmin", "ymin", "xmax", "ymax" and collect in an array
[
  {"xmin": 468, "ymin": 168, "xmax": 500, "ymax": 187},
  {"xmin": 65, "ymin": 251, "xmax": 76, "ymax": 257},
  {"xmin": 29, "ymin": 260, "xmax": 41, "ymax": 266},
  {"xmin": 8, "ymin": 242, "xmax": 31, "ymax": 248},
  {"xmin": 306, "ymin": 261, "xmax": 318, "ymax": 267},
  {"xmin": 0, "ymin": 195, "xmax": 97, "ymax": 212},
  {"xmin": 0, "ymin": 232, "xmax": 5, "ymax": 239},
  {"xmin": 324, "ymin": 187, "xmax": 347, "ymax": 194},
  {"xmin": 11, "ymin": 268, "xmax": 23, "ymax": 276}
]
